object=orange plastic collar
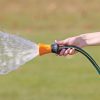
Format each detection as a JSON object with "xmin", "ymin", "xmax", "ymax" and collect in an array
[{"xmin": 39, "ymin": 43, "xmax": 52, "ymax": 56}]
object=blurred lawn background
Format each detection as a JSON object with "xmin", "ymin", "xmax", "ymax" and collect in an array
[{"xmin": 0, "ymin": 0, "xmax": 100, "ymax": 100}]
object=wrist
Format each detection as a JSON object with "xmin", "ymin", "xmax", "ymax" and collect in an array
[
  {"xmin": 80, "ymin": 32, "xmax": 100, "ymax": 46},
  {"xmin": 78, "ymin": 34, "xmax": 88, "ymax": 47}
]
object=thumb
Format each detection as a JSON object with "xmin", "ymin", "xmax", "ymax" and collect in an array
[{"xmin": 55, "ymin": 39, "xmax": 68, "ymax": 45}]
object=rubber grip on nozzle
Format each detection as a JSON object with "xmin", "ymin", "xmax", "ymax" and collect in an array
[{"xmin": 51, "ymin": 43, "xmax": 59, "ymax": 54}]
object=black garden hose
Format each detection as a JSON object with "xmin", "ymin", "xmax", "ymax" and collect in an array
[{"xmin": 51, "ymin": 43, "xmax": 100, "ymax": 74}]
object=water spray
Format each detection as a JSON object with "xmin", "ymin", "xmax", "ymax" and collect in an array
[{"xmin": 0, "ymin": 31, "xmax": 100, "ymax": 75}]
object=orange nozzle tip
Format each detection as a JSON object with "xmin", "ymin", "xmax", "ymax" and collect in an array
[{"xmin": 39, "ymin": 43, "xmax": 52, "ymax": 56}]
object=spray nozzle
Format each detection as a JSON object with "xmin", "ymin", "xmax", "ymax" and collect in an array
[
  {"xmin": 39, "ymin": 43, "xmax": 51, "ymax": 55},
  {"xmin": 39, "ymin": 43, "xmax": 62, "ymax": 55}
]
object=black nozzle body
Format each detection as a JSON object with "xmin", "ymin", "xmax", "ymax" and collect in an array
[{"xmin": 51, "ymin": 43, "xmax": 59, "ymax": 54}]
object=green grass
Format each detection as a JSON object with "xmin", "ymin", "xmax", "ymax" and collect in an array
[{"xmin": 0, "ymin": 0, "xmax": 100, "ymax": 100}]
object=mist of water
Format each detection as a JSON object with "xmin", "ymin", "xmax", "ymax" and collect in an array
[{"xmin": 0, "ymin": 31, "xmax": 39, "ymax": 74}]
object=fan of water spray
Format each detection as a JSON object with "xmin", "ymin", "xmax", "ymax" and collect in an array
[{"xmin": 0, "ymin": 31, "xmax": 39, "ymax": 74}]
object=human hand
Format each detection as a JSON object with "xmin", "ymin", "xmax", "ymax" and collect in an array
[{"xmin": 55, "ymin": 35, "xmax": 87, "ymax": 56}]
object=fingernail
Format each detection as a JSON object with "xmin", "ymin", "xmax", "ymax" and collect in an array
[{"xmin": 55, "ymin": 40, "xmax": 57, "ymax": 43}]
